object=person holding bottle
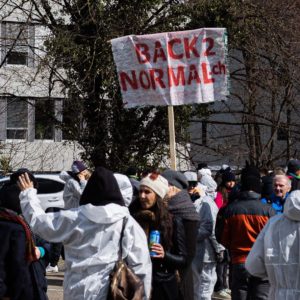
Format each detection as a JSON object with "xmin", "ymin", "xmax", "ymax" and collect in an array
[{"xmin": 129, "ymin": 172, "xmax": 189, "ymax": 300}]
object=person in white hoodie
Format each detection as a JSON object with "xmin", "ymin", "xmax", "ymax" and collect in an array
[
  {"xmin": 18, "ymin": 166, "xmax": 152, "ymax": 300},
  {"xmin": 192, "ymin": 185, "xmax": 224, "ymax": 300},
  {"xmin": 198, "ymin": 168, "xmax": 217, "ymax": 200},
  {"xmin": 59, "ymin": 160, "xmax": 91, "ymax": 210},
  {"xmin": 46, "ymin": 161, "xmax": 91, "ymax": 273},
  {"xmin": 246, "ymin": 190, "xmax": 300, "ymax": 300}
]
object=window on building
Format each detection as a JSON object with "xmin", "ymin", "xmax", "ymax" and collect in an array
[
  {"xmin": 0, "ymin": 97, "xmax": 62, "ymax": 141},
  {"xmin": 35, "ymin": 99, "xmax": 55, "ymax": 140},
  {"xmin": 6, "ymin": 98, "xmax": 28, "ymax": 139},
  {"xmin": 1, "ymin": 22, "xmax": 34, "ymax": 66}
]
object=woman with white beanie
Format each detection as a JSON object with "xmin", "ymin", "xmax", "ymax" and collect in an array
[{"xmin": 130, "ymin": 172, "xmax": 189, "ymax": 300}]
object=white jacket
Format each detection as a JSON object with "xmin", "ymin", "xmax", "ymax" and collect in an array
[
  {"xmin": 59, "ymin": 171, "xmax": 87, "ymax": 209},
  {"xmin": 20, "ymin": 188, "xmax": 152, "ymax": 300},
  {"xmin": 246, "ymin": 190, "xmax": 300, "ymax": 299},
  {"xmin": 193, "ymin": 196, "xmax": 224, "ymax": 263}
]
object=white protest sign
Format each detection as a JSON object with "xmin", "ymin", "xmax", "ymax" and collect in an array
[{"xmin": 111, "ymin": 28, "xmax": 228, "ymax": 108}]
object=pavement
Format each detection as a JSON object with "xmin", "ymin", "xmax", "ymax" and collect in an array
[
  {"xmin": 46, "ymin": 259, "xmax": 64, "ymax": 300},
  {"xmin": 47, "ymin": 272, "xmax": 64, "ymax": 300},
  {"xmin": 46, "ymin": 261, "xmax": 231, "ymax": 299}
]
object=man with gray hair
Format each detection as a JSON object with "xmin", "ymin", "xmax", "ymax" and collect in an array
[{"xmin": 261, "ymin": 175, "xmax": 291, "ymax": 214}]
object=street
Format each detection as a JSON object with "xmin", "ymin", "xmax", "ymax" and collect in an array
[
  {"xmin": 46, "ymin": 271, "xmax": 229, "ymax": 300},
  {"xmin": 47, "ymin": 272, "xmax": 64, "ymax": 300}
]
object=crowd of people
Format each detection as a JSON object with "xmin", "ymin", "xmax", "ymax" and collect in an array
[{"xmin": 1, "ymin": 158, "xmax": 300, "ymax": 299}]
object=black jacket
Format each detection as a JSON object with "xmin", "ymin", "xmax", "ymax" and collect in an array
[
  {"xmin": 0, "ymin": 219, "xmax": 48, "ymax": 300},
  {"xmin": 152, "ymin": 216, "xmax": 188, "ymax": 282}
]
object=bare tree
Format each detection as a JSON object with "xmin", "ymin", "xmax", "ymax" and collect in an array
[{"xmin": 184, "ymin": 0, "xmax": 300, "ymax": 168}]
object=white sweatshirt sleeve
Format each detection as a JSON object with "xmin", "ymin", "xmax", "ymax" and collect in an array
[
  {"xmin": 122, "ymin": 217, "xmax": 152, "ymax": 300},
  {"xmin": 20, "ymin": 188, "xmax": 78, "ymax": 243}
]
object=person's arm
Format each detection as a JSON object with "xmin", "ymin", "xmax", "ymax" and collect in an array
[
  {"xmin": 197, "ymin": 202, "xmax": 213, "ymax": 242},
  {"xmin": 181, "ymin": 220, "xmax": 198, "ymax": 266},
  {"xmin": 123, "ymin": 217, "xmax": 152, "ymax": 300},
  {"xmin": 163, "ymin": 217, "xmax": 188, "ymax": 269},
  {"xmin": 18, "ymin": 173, "xmax": 78, "ymax": 243},
  {"xmin": 68, "ymin": 178, "xmax": 87, "ymax": 197}
]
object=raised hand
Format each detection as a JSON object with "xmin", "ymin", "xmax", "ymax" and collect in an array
[{"xmin": 18, "ymin": 173, "xmax": 34, "ymax": 191}]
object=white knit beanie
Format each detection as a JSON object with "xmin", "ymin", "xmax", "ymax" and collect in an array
[{"xmin": 140, "ymin": 174, "xmax": 169, "ymax": 199}]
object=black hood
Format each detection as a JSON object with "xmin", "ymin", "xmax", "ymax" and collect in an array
[{"xmin": 80, "ymin": 167, "xmax": 125, "ymax": 207}]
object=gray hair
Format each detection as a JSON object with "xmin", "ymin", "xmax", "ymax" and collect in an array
[{"xmin": 273, "ymin": 175, "xmax": 291, "ymax": 187}]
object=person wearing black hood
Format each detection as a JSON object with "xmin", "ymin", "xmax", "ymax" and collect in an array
[
  {"xmin": 18, "ymin": 166, "xmax": 152, "ymax": 300},
  {"xmin": 0, "ymin": 168, "xmax": 49, "ymax": 300},
  {"xmin": 286, "ymin": 159, "xmax": 300, "ymax": 191},
  {"xmin": 216, "ymin": 164, "xmax": 275, "ymax": 300},
  {"xmin": 161, "ymin": 169, "xmax": 200, "ymax": 300}
]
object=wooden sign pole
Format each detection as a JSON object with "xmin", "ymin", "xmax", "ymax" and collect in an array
[{"xmin": 168, "ymin": 106, "xmax": 177, "ymax": 170}]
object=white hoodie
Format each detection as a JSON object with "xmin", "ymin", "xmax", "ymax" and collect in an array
[
  {"xmin": 20, "ymin": 188, "xmax": 152, "ymax": 300},
  {"xmin": 59, "ymin": 171, "xmax": 87, "ymax": 209},
  {"xmin": 246, "ymin": 190, "xmax": 300, "ymax": 299}
]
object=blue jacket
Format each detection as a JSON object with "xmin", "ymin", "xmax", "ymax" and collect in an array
[{"xmin": 261, "ymin": 193, "xmax": 289, "ymax": 214}]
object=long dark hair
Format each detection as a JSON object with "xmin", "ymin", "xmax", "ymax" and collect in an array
[
  {"xmin": 129, "ymin": 195, "xmax": 173, "ymax": 251},
  {"xmin": 155, "ymin": 196, "xmax": 173, "ymax": 251}
]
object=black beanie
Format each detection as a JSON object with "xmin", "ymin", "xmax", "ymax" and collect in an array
[
  {"xmin": 161, "ymin": 169, "xmax": 188, "ymax": 190},
  {"xmin": 0, "ymin": 169, "xmax": 37, "ymax": 214},
  {"xmin": 10, "ymin": 168, "xmax": 38, "ymax": 188},
  {"xmin": 241, "ymin": 175, "xmax": 262, "ymax": 194},
  {"xmin": 240, "ymin": 163, "xmax": 261, "ymax": 183},
  {"xmin": 287, "ymin": 159, "xmax": 300, "ymax": 174},
  {"xmin": 222, "ymin": 171, "xmax": 236, "ymax": 184},
  {"xmin": 80, "ymin": 167, "xmax": 125, "ymax": 206},
  {"xmin": 197, "ymin": 162, "xmax": 208, "ymax": 170},
  {"xmin": 0, "ymin": 183, "xmax": 22, "ymax": 213}
]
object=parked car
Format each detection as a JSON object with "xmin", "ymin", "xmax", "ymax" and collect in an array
[{"xmin": 0, "ymin": 174, "xmax": 65, "ymax": 211}]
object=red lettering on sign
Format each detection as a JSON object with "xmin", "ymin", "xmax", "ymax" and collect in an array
[
  {"xmin": 184, "ymin": 37, "xmax": 199, "ymax": 59},
  {"xmin": 212, "ymin": 61, "xmax": 226, "ymax": 75},
  {"xmin": 153, "ymin": 41, "xmax": 167, "ymax": 63},
  {"xmin": 135, "ymin": 43, "xmax": 150, "ymax": 63},
  {"xmin": 119, "ymin": 62, "xmax": 223, "ymax": 91},
  {"xmin": 167, "ymin": 38, "xmax": 183, "ymax": 60},
  {"xmin": 139, "ymin": 70, "xmax": 151, "ymax": 89},
  {"xmin": 202, "ymin": 63, "xmax": 215, "ymax": 84},
  {"xmin": 168, "ymin": 66, "xmax": 185, "ymax": 87},
  {"xmin": 119, "ymin": 71, "xmax": 138, "ymax": 91},
  {"xmin": 149, "ymin": 69, "xmax": 166, "ymax": 89},
  {"xmin": 187, "ymin": 64, "xmax": 201, "ymax": 85},
  {"xmin": 203, "ymin": 38, "xmax": 215, "ymax": 56}
]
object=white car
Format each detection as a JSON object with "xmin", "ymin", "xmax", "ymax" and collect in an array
[{"xmin": 0, "ymin": 174, "xmax": 65, "ymax": 211}]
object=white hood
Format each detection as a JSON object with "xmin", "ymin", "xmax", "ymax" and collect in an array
[
  {"xmin": 283, "ymin": 190, "xmax": 300, "ymax": 221},
  {"xmin": 199, "ymin": 170, "xmax": 217, "ymax": 199},
  {"xmin": 198, "ymin": 168, "xmax": 212, "ymax": 177},
  {"xmin": 114, "ymin": 173, "xmax": 133, "ymax": 207},
  {"xmin": 59, "ymin": 170, "xmax": 72, "ymax": 182},
  {"xmin": 80, "ymin": 203, "xmax": 129, "ymax": 224}
]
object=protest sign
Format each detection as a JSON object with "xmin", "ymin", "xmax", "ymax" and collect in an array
[{"xmin": 111, "ymin": 28, "xmax": 228, "ymax": 108}]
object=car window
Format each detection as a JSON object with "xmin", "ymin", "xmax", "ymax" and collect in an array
[{"xmin": 37, "ymin": 178, "xmax": 64, "ymax": 194}]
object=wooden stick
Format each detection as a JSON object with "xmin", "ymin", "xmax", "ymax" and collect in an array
[{"xmin": 168, "ymin": 106, "xmax": 177, "ymax": 170}]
